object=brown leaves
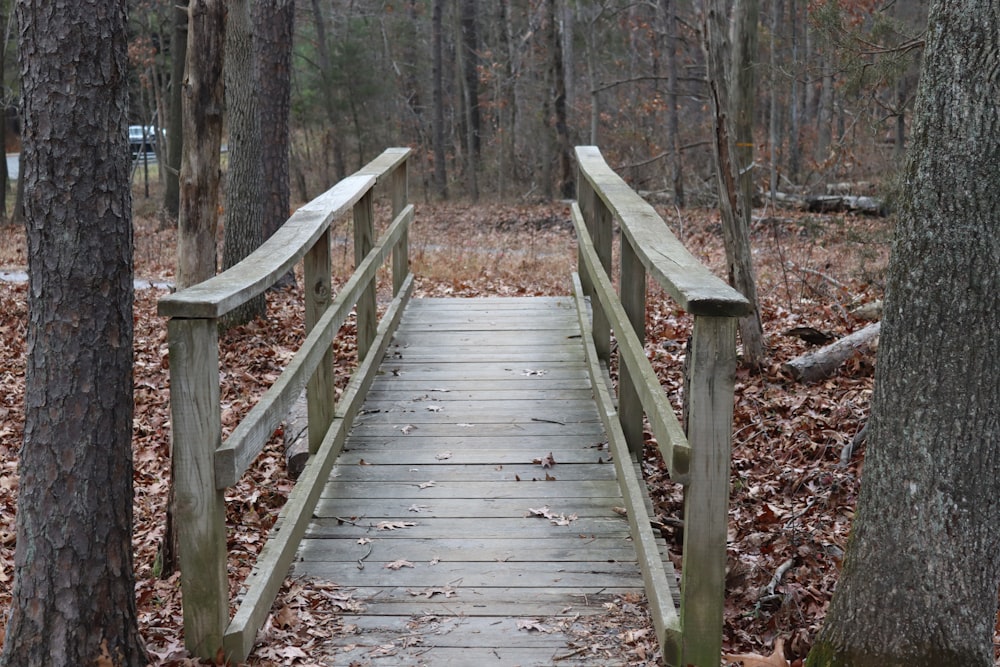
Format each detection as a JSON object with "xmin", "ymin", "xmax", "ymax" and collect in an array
[
  {"xmin": 525, "ymin": 506, "xmax": 578, "ymax": 526},
  {"xmin": 724, "ymin": 637, "xmax": 790, "ymax": 667}
]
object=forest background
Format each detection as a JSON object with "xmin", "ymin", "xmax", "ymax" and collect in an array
[
  {"xmin": 0, "ymin": 0, "xmax": 928, "ymax": 215},
  {"xmin": 0, "ymin": 0, "xmax": 940, "ymax": 665}
]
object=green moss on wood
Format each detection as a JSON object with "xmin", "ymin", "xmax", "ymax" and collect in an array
[{"xmin": 806, "ymin": 639, "xmax": 989, "ymax": 667}]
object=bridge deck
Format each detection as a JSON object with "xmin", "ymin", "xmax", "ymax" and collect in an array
[{"xmin": 292, "ymin": 296, "xmax": 664, "ymax": 666}]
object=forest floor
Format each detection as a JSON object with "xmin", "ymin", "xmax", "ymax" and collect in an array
[{"xmin": 0, "ymin": 191, "xmax": 902, "ymax": 666}]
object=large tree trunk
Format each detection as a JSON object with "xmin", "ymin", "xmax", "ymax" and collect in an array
[
  {"xmin": 807, "ymin": 1, "xmax": 1000, "ymax": 664},
  {"xmin": 2, "ymin": 1, "xmax": 148, "ymax": 664},
  {"xmin": 176, "ymin": 0, "xmax": 225, "ymax": 289},
  {"xmin": 703, "ymin": 0, "xmax": 767, "ymax": 367},
  {"xmin": 221, "ymin": 0, "xmax": 265, "ymax": 326},
  {"xmin": 255, "ymin": 0, "xmax": 295, "ymax": 286}
]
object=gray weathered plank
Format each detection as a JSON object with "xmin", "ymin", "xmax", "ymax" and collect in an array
[{"xmin": 285, "ymin": 297, "xmax": 655, "ymax": 665}]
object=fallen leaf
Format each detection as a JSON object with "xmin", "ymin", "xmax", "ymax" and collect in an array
[
  {"xmin": 426, "ymin": 405, "xmax": 444, "ymax": 412},
  {"xmin": 435, "ymin": 451, "xmax": 453, "ymax": 460},
  {"xmin": 612, "ymin": 506, "xmax": 628, "ymax": 516},
  {"xmin": 376, "ymin": 521, "xmax": 416, "ymax": 531},
  {"xmin": 418, "ymin": 480, "xmax": 436, "ymax": 489},
  {"xmin": 723, "ymin": 637, "xmax": 790, "ymax": 667},
  {"xmin": 517, "ymin": 618, "xmax": 550, "ymax": 633},
  {"xmin": 408, "ymin": 504, "xmax": 428, "ymax": 513},
  {"xmin": 400, "ymin": 424, "xmax": 417, "ymax": 434},
  {"xmin": 357, "ymin": 537, "xmax": 372, "ymax": 545},
  {"xmin": 385, "ymin": 559, "xmax": 415, "ymax": 570},
  {"xmin": 407, "ymin": 587, "xmax": 456, "ymax": 599},
  {"xmin": 429, "ymin": 556, "xmax": 440, "ymax": 565}
]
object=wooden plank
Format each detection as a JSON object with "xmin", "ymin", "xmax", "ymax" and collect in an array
[
  {"xmin": 375, "ymin": 364, "xmax": 590, "ymax": 380},
  {"xmin": 575, "ymin": 146, "xmax": 751, "ymax": 317},
  {"xmin": 327, "ymin": 463, "xmax": 616, "ymax": 482},
  {"xmin": 167, "ymin": 318, "xmax": 228, "ymax": 658},
  {"xmin": 364, "ymin": 387, "xmax": 596, "ymax": 401},
  {"xmin": 297, "ymin": 537, "xmax": 654, "ymax": 563},
  {"xmin": 314, "ymin": 496, "xmax": 635, "ymax": 520},
  {"xmin": 337, "ymin": 445, "xmax": 610, "ymax": 466},
  {"xmin": 346, "ymin": 421, "xmax": 606, "ymax": 438},
  {"xmin": 679, "ymin": 315, "xmax": 737, "ymax": 667},
  {"xmin": 367, "ymin": 378, "xmax": 594, "ymax": 392},
  {"xmin": 321, "ymin": 644, "xmax": 627, "ymax": 667},
  {"xmin": 318, "ymin": 586, "xmax": 639, "ymax": 617},
  {"xmin": 321, "ymin": 479, "xmax": 622, "ymax": 500},
  {"xmin": 293, "ymin": 560, "xmax": 644, "ymax": 588},
  {"xmin": 158, "ymin": 173, "xmax": 374, "ymax": 319},
  {"xmin": 305, "ymin": 517, "xmax": 631, "ymax": 539}
]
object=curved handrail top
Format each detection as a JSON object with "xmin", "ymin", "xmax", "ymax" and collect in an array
[
  {"xmin": 158, "ymin": 173, "xmax": 376, "ymax": 320},
  {"xmin": 575, "ymin": 146, "xmax": 751, "ymax": 317}
]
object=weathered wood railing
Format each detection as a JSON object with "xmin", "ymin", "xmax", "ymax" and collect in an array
[
  {"xmin": 157, "ymin": 148, "xmax": 413, "ymax": 662},
  {"xmin": 572, "ymin": 146, "xmax": 751, "ymax": 667}
]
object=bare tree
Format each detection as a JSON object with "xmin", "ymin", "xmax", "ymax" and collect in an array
[{"xmin": 703, "ymin": 0, "xmax": 766, "ymax": 366}]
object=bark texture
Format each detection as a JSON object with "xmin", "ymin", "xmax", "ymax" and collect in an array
[
  {"xmin": 254, "ymin": 0, "xmax": 294, "ymax": 244},
  {"xmin": 222, "ymin": 0, "xmax": 265, "ymax": 326},
  {"xmin": 807, "ymin": 1, "xmax": 1000, "ymax": 664},
  {"xmin": 176, "ymin": 0, "xmax": 225, "ymax": 289},
  {"xmin": 2, "ymin": 1, "xmax": 147, "ymax": 664}
]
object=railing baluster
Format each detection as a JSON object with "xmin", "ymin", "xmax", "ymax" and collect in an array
[
  {"xmin": 354, "ymin": 190, "xmax": 376, "ymax": 361},
  {"xmin": 391, "ymin": 160, "xmax": 409, "ymax": 296},
  {"xmin": 680, "ymin": 315, "xmax": 737, "ymax": 666},
  {"xmin": 304, "ymin": 228, "xmax": 334, "ymax": 455},
  {"xmin": 577, "ymin": 177, "xmax": 612, "ymax": 364},
  {"xmin": 168, "ymin": 317, "xmax": 228, "ymax": 657},
  {"xmin": 619, "ymin": 239, "xmax": 646, "ymax": 457}
]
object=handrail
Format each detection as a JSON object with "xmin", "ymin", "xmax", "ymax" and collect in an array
[
  {"xmin": 159, "ymin": 148, "xmax": 412, "ymax": 662},
  {"xmin": 574, "ymin": 146, "xmax": 745, "ymax": 667}
]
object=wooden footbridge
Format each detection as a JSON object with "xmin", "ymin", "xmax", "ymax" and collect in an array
[{"xmin": 159, "ymin": 147, "xmax": 750, "ymax": 666}]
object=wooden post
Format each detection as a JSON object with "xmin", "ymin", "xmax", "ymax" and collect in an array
[
  {"xmin": 679, "ymin": 315, "xmax": 737, "ymax": 667},
  {"xmin": 354, "ymin": 190, "xmax": 376, "ymax": 361},
  {"xmin": 304, "ymin": 230, "xmax": 334, "ymax": 454},
  {"xmin": 619, "ymin": 239, "xmax": 646, "ymax": 457},
  {"xmin": 391, "ymin": 161, "xmax": 409, "ymax": 296},
  {"xmin": 168, "ymin": 317, "xmax": 228, "ymax": 658},
  {"xmin": 578, "ymin": 177, "xmax": 612, "ymax": 363}
]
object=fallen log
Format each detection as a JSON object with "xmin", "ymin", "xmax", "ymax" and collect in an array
[{"xmin": 782, "ymin": 321, "xmax": 881, "ymax": 382}]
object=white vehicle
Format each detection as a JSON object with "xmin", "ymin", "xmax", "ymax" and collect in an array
[{"xmin": 128, "ymin": 125, "xmax": 157, "ymax": 155}]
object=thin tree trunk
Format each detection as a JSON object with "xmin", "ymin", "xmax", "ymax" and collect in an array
[
  {"xmin": 703, "ymin": 0, "xmax": 766, "ymax": 367},
  {"xmin": 163, "ymin": 0, "xmax": 187, "ymax": 224},
  {"xmin": 2, "ymin": 0, "xmax": 148, "ymax": 663},
  {"xmin": 431, "ymin": 0, "xmax": 448, "ymax": 198},
  {"xmin": 459, "ymin": 0, "xmax": 479, "ymax": 199},
  {"xmin": 176, "ymin": 0, "xmax": 225, "ymax": 289},
  {"xmin": 732, "ymin": 0, "xmax": 759, "ymax": 221},
  {"xmin": 663, "ymin": 0, "xmax": 684, "ymax": 207},
  {"xmin": 808, "ymin": 2, "xmax": 1000, "ymax": 664}
]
